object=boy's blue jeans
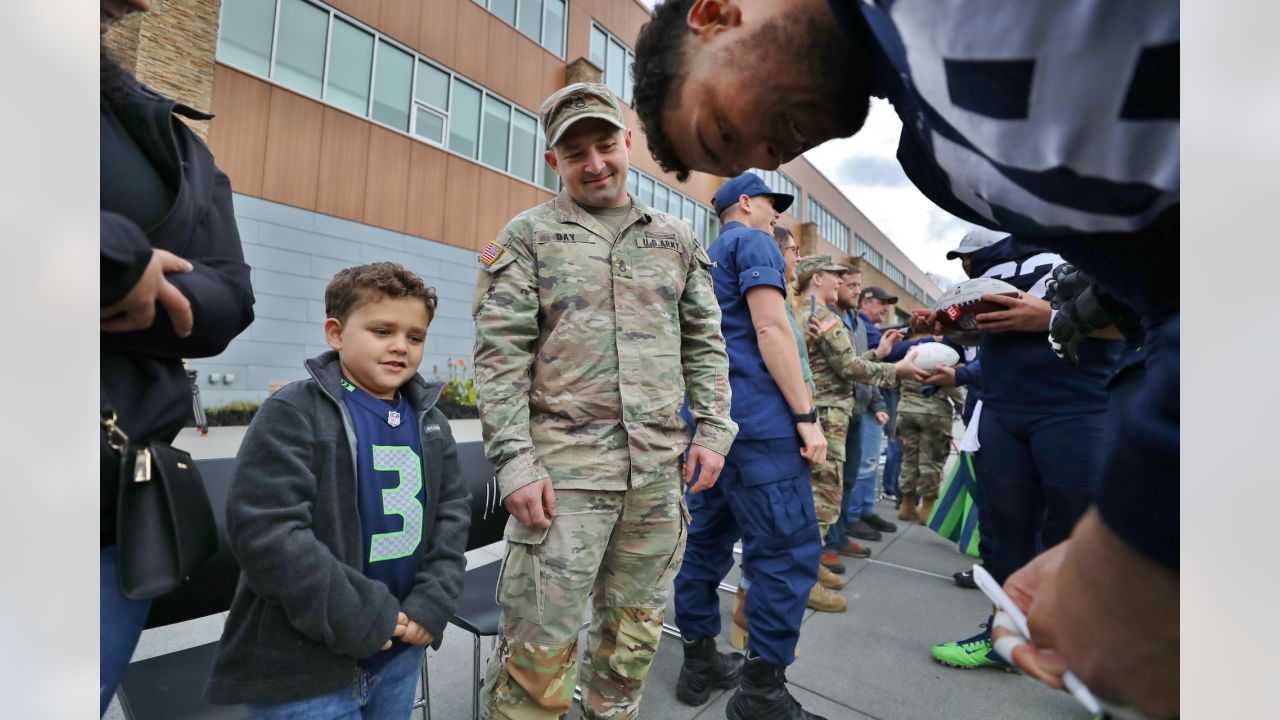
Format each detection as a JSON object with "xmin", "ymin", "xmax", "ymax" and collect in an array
[
  {"xmin": 101, "ymin": 546, "xmax": 152, "ymax": 716},
  {"xmin": 248, "ymin": 646, "xmax": 424, "ymax": 720}
]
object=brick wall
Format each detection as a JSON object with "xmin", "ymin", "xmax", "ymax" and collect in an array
[{"xmin": 102, "ymin": 0, "xmax": 222, "ymax": 139}]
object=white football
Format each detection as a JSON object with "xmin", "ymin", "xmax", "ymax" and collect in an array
[
  {"xmin": 932, "ymin": 277, "xmax": 1020, "ymax": 331},
  {"xmin": 910, "ymin": 342, "xmax": 960, "ymax": 374}
]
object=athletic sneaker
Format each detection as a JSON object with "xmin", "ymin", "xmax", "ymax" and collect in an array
[
  {"xmin": 931, "ymin": 624, "xmax": 1017, "ymax": 671},
  {"xmin": 953, "ymin": 569, "xmax": 977, "ymax": 589}
]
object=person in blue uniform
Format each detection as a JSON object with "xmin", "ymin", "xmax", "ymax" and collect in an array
[
  {"xmin": 631, "ymin": 3, "xmax": 1178, "ymax": 714},
  {"xmin": 208, "ymin": 263, "xmax": 471, "ymax": 718},
  {"xmin": 672, "ymin": 172, "xmax": 832, "ymax": 720}
]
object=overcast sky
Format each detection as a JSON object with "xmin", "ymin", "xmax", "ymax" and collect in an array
[{"xmin": 631, "ymin": 0, "xmax": 981, "ymax": 284}]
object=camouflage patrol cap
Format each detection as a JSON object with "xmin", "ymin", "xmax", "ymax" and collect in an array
[
  {"xmin": 796, "ymin": 254, "xmax": 847, "ymax": 288},
  {"xmin": 539, "ymin": 82, "xmax": 627, "ymax": 147}
]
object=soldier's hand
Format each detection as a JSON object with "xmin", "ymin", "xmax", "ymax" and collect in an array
[
  {"xmin": 684, "ymin": 444, "xmax": 726, "ymax": 494},
  {"xmin": 895, "ymin": 349, "xmax": 930, "ymax": 381},
  {"xmin": 504, "ymin": 477, "xmax": 558, "ymax": 528},
  {"xmin": 875, "ymin": 328, "xmax": 903, "ymax": 359},
  {"xmin": 804, "ymin": 315, "xmax": 821, "ymax": 342},
  {"xmin": 796, "ymin": 422, "xmax": 828, "ymax": 466},
  {"xmin": 874, "ymin": 411, "xmax": 889, "ymax": 426}
]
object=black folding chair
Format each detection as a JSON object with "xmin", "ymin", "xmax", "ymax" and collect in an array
[{"xmin": 437, "ymin": 441, "xmax": 508, "ymax": 720}]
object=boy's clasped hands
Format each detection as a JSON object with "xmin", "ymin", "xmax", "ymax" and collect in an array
[{"xmin": 383, "ymin": 611, "xmax": 434, "ymax": 650}]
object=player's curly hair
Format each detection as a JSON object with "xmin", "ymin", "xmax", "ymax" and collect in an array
[
  {"xmin": 325, "ymin": 262, "xmax": 438, "ymax": 324},
  {"xmin": 632, "ymin": 0, "xmax": 697, "ymax": 182}
]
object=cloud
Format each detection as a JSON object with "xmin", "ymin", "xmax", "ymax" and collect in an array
[{"xmin": 836, "ymin": 154, "xmax": 910, "ymax": 188}]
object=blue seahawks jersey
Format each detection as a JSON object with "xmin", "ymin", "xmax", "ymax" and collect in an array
[
  {"xmin": 339, "ymin": 377, "xmax": 427, "ymax": 667},
  {"xmin": 970, "ymin": 238, "xmax": 1120, "ymax": 413}
]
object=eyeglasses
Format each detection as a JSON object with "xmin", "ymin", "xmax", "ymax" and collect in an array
[{"xmin": 784, "ymin": 245, "xmax": 799, "ymax": 254}]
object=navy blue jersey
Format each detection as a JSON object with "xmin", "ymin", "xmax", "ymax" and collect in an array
[
  {"xmin": 340, "ymin": 377, "xmax": 428, "ymax": 667},
  {"xmin": 969, "ymin": 238, "xmax": 1120, "ymax": 413}
]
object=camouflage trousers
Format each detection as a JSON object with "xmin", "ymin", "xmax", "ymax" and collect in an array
[
  {"xmin": 897, "ymin": 412, "xmax": 954, "ymax": 498},
  {"xmin": 482, "ymin": 476, "xmax": 690, "ymax": 720},
  {"xmin": 811, "ymin": 406, "xmax": 850, "ymax": 538}
]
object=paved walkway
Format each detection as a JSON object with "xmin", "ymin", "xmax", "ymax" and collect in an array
[{"xmin": 109, "ymin": 429, "xmax": 1088, "ymax": 719}]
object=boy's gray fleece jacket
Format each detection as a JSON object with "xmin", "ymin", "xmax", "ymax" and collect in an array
[{"xmin": 207, "ymin": 351, "xmax": 471, "ymax": 704}]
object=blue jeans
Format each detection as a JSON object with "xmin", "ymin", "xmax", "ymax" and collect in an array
[
  {"xmin": 851, "ymin": 415, "xmax": 884, "ymax": 519},
  {"xmin": 101, "ymin": 546, "xmax": 152, "ymax": 716},
  {"xmin": 823, "ymin": 415, "xmax": 862, "ymax": 550},
  {"xmin": 881, "ymin": 437, "xmax": 903, "ymax": 499},
  {"xmin": 248, "ymin": 646, "xmax": 424, "ymax": 719}
]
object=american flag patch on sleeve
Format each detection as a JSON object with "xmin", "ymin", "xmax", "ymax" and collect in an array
[
  {"xmin": 479, "ymin": 241, "xmax": 505, "ymax": 266},
  {"xmin": 817, "ymin": 315, "xmax": 839, "ymax": 334}
]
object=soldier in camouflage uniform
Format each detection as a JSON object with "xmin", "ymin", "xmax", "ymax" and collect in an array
[
  {"xmin": 792, "ymin": 255, "xmax": 907, "ymax": 612},
  {"xmin": 472, "ymin": 83, "xmax": 737, "ymax": 720},
  {"xmin": 894, "ymin": 341, "xmax": 966, "ymax": 523}
]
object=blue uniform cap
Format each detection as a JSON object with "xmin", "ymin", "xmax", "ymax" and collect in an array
[{"xmin": 711, "ymin": 172, "xmax": 794, "ymax": 216}]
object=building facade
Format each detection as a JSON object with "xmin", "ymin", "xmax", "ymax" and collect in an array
[{"xmin": 106, "ymin": 0, "xmax": 940, "ymax": 405}]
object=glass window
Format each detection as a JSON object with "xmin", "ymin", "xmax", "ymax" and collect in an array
[
  {"xmin": 481, "ymin": 95, "xmax": 511, "ymax": 171},
  {"xmin": 415, "ymin": 60, "xmax": 449, "ymax": 110},
  {"xmin": 449, "ymin": 79, "xmax": 482, "ymax": 158},
  {"xmin": 639, "ymin": 175, "xmax": 654, "ymax": 206},
  {"xmin": 543, "ymin": 0, "xmax": 566, "ymax": 57},
  {"xmin": 540, "ymin": 156, "xmax": 559, "ymax": 192},
  {"xmin": 491, "ymin": 0, "xmax": 516, "ymax": 25},
  {"xmin": 695, "ymin": 206, "xmax": 707, "ymax": 245},
  {"xmin": 510, "ymin": 110, "xmax": 538, "ymax": 182},
  {"xmin": 590, "ymin": 25, "xmax": 607, "ymax": 71},
  {"xmin": 414, "ymin": 106, "xmax": 445, "ymax": 144},
  {"xmin": 626, "ymin": 169, "xmax": 639, "ymax": 195},
  {"xmin": 274, "ymin": 0, "xmax": 328, "ymax": 98},
  {"xmin": 623, "ymin": 50, "xmax": 635, "ymax": 104},
  {"xmin": 217, "ymin": 0, "xmax": 275, "ymax": 76},
  {"xmin": 654, "ymin": 184, "xmax": 669, "ymax": 214},
  {"xmin": 682, "ymin": 196, "xmax": 695, "ymax": 223},
  {"xmin": 517, "ymin": 0, "xmax": 542, "ymax": 42},
  {"xmin": 372, "ymin": 40, "xmax": 412, "ymax": 131},
  {"xmin": 606, "ymin": 38, "xmax": 625, "ymax": 99},
  {"xmin": 326, "ymin": 18, "xmax": 373, "ymax": 115}
]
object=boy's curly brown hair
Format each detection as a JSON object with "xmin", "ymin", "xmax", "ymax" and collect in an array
[{"xmin": 324, "ymin": 262, "xmax": 438, "ymax": 324}]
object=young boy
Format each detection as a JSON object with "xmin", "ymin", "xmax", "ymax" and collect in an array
[{"xmin": 207, "ymin": 262, "xmax": 471, "ymax": 718}]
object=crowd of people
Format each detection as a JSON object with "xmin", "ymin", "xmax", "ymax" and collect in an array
[{"xmin": 100, "ymin": 1, "xmax": 1178, "ymax": 719}]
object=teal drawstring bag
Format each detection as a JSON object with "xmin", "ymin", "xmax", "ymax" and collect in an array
[{"xmin": 926, "ymin": 451, "xmax": 981, "ymax": 558}]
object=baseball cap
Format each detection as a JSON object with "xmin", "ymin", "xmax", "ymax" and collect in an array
[
  {"xmin": 711, "ymin": 172, "xmax": 794, "ymax": 217},
  {"xmin": 860, "ymin": 286, "xmax": 898, "ymax": 304},
  {"xmin": 945, "ymin": 228, "xmax": 1007, "ymax": 259},
  {"xmin": 539, "ymin": 83, "xmax": 626, "ymax": 147},
  {"xmin": 796, "ymin": 254, "xmax": 847, "ymax": 289}
]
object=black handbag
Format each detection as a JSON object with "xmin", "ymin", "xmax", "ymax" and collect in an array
[{"xmin": 102, "ymin": 397, "xmax": 218, "ymax": 600}]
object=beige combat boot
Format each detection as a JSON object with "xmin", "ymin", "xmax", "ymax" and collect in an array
[
  {"xmin": 898, "ymin": 492, "xmax": 918, "ymax": 521},
  {"xmin": 807, "ymin": 583, "xmax": 847, "ymax": 613},
  {"xmin": 817, "ymin": 563, "xmax": 844, "ymax": 590},
  {"xmin": 918, "ymin": 496, "xmax": 937, "ymax": 524},
  {"xmin": 730, "ymin": 587, "xmax": 749, "ymax": 650}
]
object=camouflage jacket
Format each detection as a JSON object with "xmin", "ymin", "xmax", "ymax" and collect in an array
[
  {"xmin": 472, "ymin": 191, "xmax": 737, "ymax": 499},
  {"xmin": 897, "ymin": 375, "xmax": 966, "ymax": 418},
  {"xmin": 801, "ymin": 302, "xmax": 897, "ymax": 411}
]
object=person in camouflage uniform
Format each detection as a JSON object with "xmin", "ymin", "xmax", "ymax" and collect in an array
[
  {"xmin": 792, "ymin": 255, "xmax": 907, "ymax": 612},
  {"xmin": 895, "ymin": 338, "xmax": 966, "ymax": 523},
  {"xmin": 471, "ymin": 83, "xmax": 736, "ymax": 720}
]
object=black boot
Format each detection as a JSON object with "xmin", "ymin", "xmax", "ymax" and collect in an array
[
  {"xmin": 726, "ymin": 652, "xmax": 829, "ymax": 720},
  {"xmin": 676, "ymin": 636, "xmax": 745, "ymax": 706}
]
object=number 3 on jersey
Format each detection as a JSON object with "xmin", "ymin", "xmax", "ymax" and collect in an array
[{"xmin": 369, "ymin": 445, "xmax": 424, "ymax": 563}]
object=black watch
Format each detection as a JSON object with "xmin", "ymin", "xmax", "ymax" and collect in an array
[{"xmin": 792, "ymin": 409, "xmax": 818, "ymax": 424}]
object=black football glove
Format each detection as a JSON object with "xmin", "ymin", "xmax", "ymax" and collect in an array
[{"xmin": 1044, "ymin": 264, "xmax": 1135, "ymax": 364}]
